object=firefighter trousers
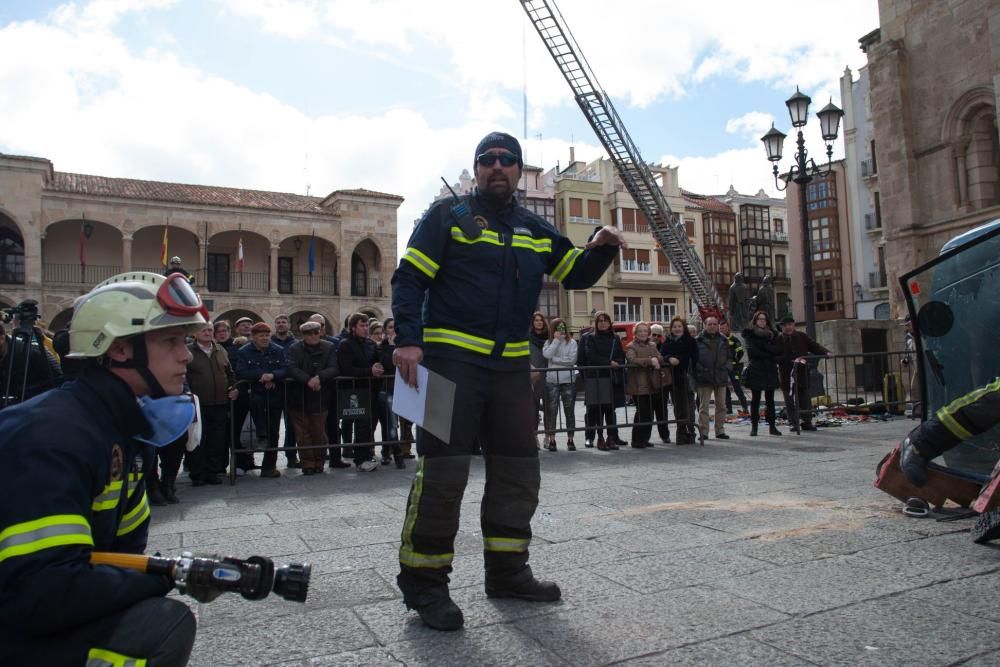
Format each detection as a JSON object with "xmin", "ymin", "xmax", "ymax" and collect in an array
[{"xmin": 397, "ymin": 356, "xmax": 540, "ymax": 605}]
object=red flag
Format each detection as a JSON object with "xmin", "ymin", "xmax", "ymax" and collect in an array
[{"xmin": 237, "ymin": 236, "xmax": 244, "ymax": 273}]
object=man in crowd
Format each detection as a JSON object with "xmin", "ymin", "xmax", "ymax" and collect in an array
[
  {"xmin": 308, "ymin": 313, "xmax": 352, "ymax": 469},
  {"xmin": 391, "ymin": 131, "xmax": 624, "ymax": 630},
  {"xmin": 163, "ymin": 256, "xmax": 194, "ymax": 285},
  {"xmin": 777, "ymin": 315, "xmax": 832, "ymax": 432},
  {"xmin": 186, "ymin": 323, "xmax": 238, "ymax": 485},
  {"xmin": 233, "ymin": 316, "xmax": 254, "ymax": 339},
  {"xmin": 693, "ymin": 316, "xmax": 732, "ymax": 440},
  {"xmin": 270, "ymin": 314, "xmax": 299, "ymax": 469},
  {"xmin": 336, "ymin": 313, "xmax": 383, "ymax": 472},
  {"xmin": 0, "ymin": 271, "xmax": 202, "ymax": 665},
  {"xmin": 287, "ymin": 320, "xmax": 339, "ymax": 475},
  {"xmin": 235, "ymin": 322, "xmax": 288, "ymax": 477},
  {"xmin": 719, "ymin": 319, "xmax": 749, "ymax": 415}
]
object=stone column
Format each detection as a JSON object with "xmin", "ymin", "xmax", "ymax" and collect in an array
[
  {"xmin": 199, "ymin": 239, "xmax": 209, "ymax": 286},
  {"xmin": 121, "ymin": 235, "xmax": 133, "ymax": 272},
  {"xmin": 269, "ymin": 244, "xmax": 279, "ymax": 295}
]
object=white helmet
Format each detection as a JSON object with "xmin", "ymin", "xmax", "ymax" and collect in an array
[{"xmin": 69, "ymin": 271, "xmax": 208, "ymax": 358}]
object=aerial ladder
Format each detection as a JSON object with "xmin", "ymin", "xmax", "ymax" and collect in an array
[{"xmin": 520, "ymin": 0, "xmax": 725, "ymax": 320}]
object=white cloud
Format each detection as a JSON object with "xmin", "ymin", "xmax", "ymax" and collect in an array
[{"xmin": 725, "ymin": 111, "xmax": 775, "ymax": 137}]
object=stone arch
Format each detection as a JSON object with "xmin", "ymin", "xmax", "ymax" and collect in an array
[
  {"xmin": 42, "ymin": 218, "xmax": 123, "ymax": 285},
  {"xmin": 205, "ymin": 230, "xmax": 271, "ymax": 292},
  {"xmin": 358, "ymin": 305, "xmax": 383, "ymax": 320},
  {"xmin": 214, "ymin": 308, "xmax": 264, "ymax": 331},
  {"xmin": 49, "ymin": 307, "xmax": 75, "ymax": 333},
  {"xmin": 277, "ymin": 235, "xmax": 339, "ymax": 296},
  {"xmin": 0, "ymin": 212, "xmax": 25, "ymax": 285},
  {"xmin": 350, "ymin": 237, "xmax": 383, "ymax": 297},
  {"xmin": 131, "ymin": 225, "xmax": 200, "ymax": 274},
  {"xmin": 943, "ymin": 87, "xmax": 999, "ymax": 210}
]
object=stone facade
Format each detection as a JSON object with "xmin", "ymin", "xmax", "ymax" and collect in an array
[
  {"xmin": 865, "ymin": 0, "xmax": 1000, "ymax": 315},
  {"xmin": 0, "ymin": 154, "xmax": 400, "ymax": 331}
]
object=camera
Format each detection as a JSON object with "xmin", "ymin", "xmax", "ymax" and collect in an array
[{"xmin": 1, "ymin": 300, "xmax": 39, "ymax": 327}]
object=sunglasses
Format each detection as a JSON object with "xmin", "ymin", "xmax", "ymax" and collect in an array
[{"xmin": 476, "ymin": 152, "xmax": 519, "ymax": 168}]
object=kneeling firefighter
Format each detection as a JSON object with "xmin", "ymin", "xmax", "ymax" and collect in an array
[{"xmin": 0, "ymin": 271, "xmax": 208, "ymax": 666}]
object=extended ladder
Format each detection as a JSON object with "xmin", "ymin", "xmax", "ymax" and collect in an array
[{"xmin": 521, "ymin": 0, "xmax": 724, "ymax": 316}]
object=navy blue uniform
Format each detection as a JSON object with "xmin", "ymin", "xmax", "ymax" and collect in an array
[
  {"xmin": 0, "ymin": 368, "xmax": 194, "ymax": 665},
  {"xmin": 235, "ymin": 341, "xmax": 289, "ymax": 472},
  {"xmin": 392, "ymin": 191, "xmax": 615, "ymax": 606}
]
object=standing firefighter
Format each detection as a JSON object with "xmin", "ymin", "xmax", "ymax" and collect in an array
[
  {"xmin": 0, "ymin": 271, "xmax": 206, "ymax": 666},
  {"xmin": 391, "ymin": 131, "xmax": 624, "ymax": 630}
]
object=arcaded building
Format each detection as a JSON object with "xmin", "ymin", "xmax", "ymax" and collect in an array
[{"xmin": 0, "ymin": 153, "xmax": 400, "ymax": 331}]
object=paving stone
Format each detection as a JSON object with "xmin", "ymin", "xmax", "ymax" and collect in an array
[
  {"xmin": 592, "ymin": 545, "xmax": 772, "ymax": 593},
  {"xmin": 178, "ymin": 535, "xmax": 311, "ymax": 559},
  {"xmin": 527, "ymin": 537, "xmax": 635, "ymax": 573},
  {"xmin": 619, "ymin": 635, "xmax": 813, "ymax": 666},
  {"xmin": 149, "ymin": 512, "xmax": 274, "ymax": 536},
  {"xmin": 903, "ymin": 571, "xmax": 1000, "ymax": 623},
  {"xmin": 594, "ymin": 522, "xmax": 735, "ymax": 555},
  {"xmin": 711, "ymin": 555, "xmax": 917, "ymax": 615},
  {"xmin": 725, "ymin": 538, "xmax": 838, "ymax": 566},
  {"xmin": 749, "ymin": 595, "xmax": 1000, "ymax": 666},
  {"xmin": 271, "ymin": 646, "xmax": 404, "ymax": 666},
  {"xmin": 514, "ymin": 586, "xmax": 787, "ymax": 666},
  {"xmin": 852, "ymin": 532, "xmax": 1000, "ymax": 580},
  {"xmin": 383, "ymin": 624, "xmax": 565, "ymax": 666}
]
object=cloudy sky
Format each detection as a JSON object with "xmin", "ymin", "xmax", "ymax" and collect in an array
[{"xmin": 0, "ymin": 0, "xmax": 879, "ymax": 245}]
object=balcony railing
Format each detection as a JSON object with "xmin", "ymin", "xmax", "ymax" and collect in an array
[
  {"xmin": 772, "ymin": 232, "xmax": 788, "ymax": 242},
  {"xmin": 861, "ymin": 159, "xmax": 877, "ymax": 178},
  {"xmin": 205, "ymin": 271, "xmax": 269, "ymax": 293},
  {"xmin": 351, "ymin": 277, "xmax": 383, "ymax": 298},
  {"xmin": 278, "ymin": 273, "xmax": 338, "ymax": 296},
  {"xmin": 43, "ymin": 263, "xmax": 121, "ymax": 285},
  {"xmin": 868, "ymin": 271, "xmax": 888, "ymax": 289},
  {"xmin": 864, "ymin": 213, "xmax": 882, "ymax": 231}
]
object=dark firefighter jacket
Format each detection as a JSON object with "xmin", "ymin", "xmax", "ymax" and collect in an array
[
  {"xmin": 910, "ymin": 377, "xmax": 1000, "ymax": 458},
  {"xmin": 392, "ymin": 190, "xmax": 617, "ymax": 369},
  {"xmin": 0, "ymin": 367, "xmax": 170, "ymax": 650}
]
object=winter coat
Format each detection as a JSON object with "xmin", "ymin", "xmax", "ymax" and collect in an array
[
  {"xmin": 742, "ymin": 326, "xmax": 781, "ymax": 391},
  {"xmin": 777, "ymin": 330, "xmax": 829, "ymax": 393},
  {"xmin": 542, "ymin": 336, "xmax": 578, "ymax": 385},
  {"xmin": 625, "ymin": 339, "xmax": 666, "ymax": 396},
  {"xmin": 578, "ymin": 330, "xmax": 625, "ymax": 379},
  {"xmin": 286, "ymin": 340, "xmax": 339, "ymax": 414},
  {"xmin": 186, "ymin": 341, "xmax": 235, "ymax": 406},
  {"xmin": 694, "ymin": 332, "xmax": 733, "ymax": 387},
  {"xmin": 661, "ymin": 332, "xmax": 699, "ymax": 391},
  {"xmin": 234, "ymin": 341, "xmax": 288, "ymax": 401}
]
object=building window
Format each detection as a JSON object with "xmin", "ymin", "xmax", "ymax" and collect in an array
[
  {"xmin": 684, "ymin": 218, "xmax": 696, "ymax": 239},
  {"xmin": 0, "ymin": 228, "xmax": 25, "ymax": 285},
  {"xmin": 351, "ymin": 253, "xmax": 368, "ymax": 296},
  {"xmin": 592, "ymin": 291, "xmax": 606, "ymax": 313},
  {"xmin": 806, "ymin": 172, "xmax": 837, "ymax": 210},
  {"xmin": 741, "ymin": 242, "xmax": 773, "ymax": 282},
  {"xmin": 536, "ymin": 280, "xmax": 560, "ymax": 318},
  {"xmin": 573, "ymin": 291, "xmax": 588, "ymax": 314},
  {"xmin": 774, "ymin": 218, "xmax": 784, "ymax": 234},
  {"xmin": 619, "ymin": 248, "xmax": 651, "ymax": 273},
  {"xmin": 657, "ymin": 252, "xmax": 671, "ymax": 274},
  {"xmin": 525, "ymin": 197, "xmax": 555, "ymax": 226},
  {"xmin": 814, "ymin": 267, "xmax": 843, "ymax": 314},
  {"xmin": 587, "ymin": 199, "xmax": 601, "ymax": 224},
  {"xmin": 739, "ymin": 204, "xmax": 771, "ymax": 241},
  {"xmin": 569, "ymin": 197, "xmax": 583, "ymax": 223},
  {"xmin": 809, "ymin": 217, "xmax": 840, "ymax": 262},
  {"xmin": 649, "ymin": 298, "xmax": 676, "ymax": 323},
  {"xmin": 613, "ymin": 296, "xmax": 642, "ymax": 322},
  {"xmin": 774, "ymin": 254, "xmax": 787, "ymax": 279}
]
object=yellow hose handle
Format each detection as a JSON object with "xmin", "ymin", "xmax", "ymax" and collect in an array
[{"xmin": 90, "ymin": 552, "xmax": 153, "ymax": 572}]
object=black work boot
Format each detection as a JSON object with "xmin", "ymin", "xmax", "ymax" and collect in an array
[
  {"xmin": 750, "ymin": 421, "xmax": 758, "ymax": 437},
  {"xmin": 486, "ymin": 576, "xmax": 562, "ymax": 602},
  {"xmin": 411, "ymin": 596, "xmax": 464, "ymax": 631},
  {"xmin": 972, "ymin": 509, "xmax": 1000, "ymax": 544},
  {"xmin": 900, "ymin": 436, "xmax": 931, "ymax": 487},
  {"xmin": 147, "ymin": 476, "xmax": 168, "ymax": 506},
  {"xmin": 162, "ymin": 477, "xmax": 180, "ymax": 504}
]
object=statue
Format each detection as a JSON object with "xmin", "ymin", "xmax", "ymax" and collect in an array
[
  {"xmin": 728, "ymin": 272, "xmax": 751, "ymax": 331},
  {"xmin": 756, "ymin": 274, "xmax": 776, "ymax": 325}
]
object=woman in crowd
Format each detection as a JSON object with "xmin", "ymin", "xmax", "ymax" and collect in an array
[
  {"xmin": 661, "ymin": 316, "xmax": 698, "ymax": 445},
  {"xmin": 213, "ymin": 319, "xmax": 235, "ymax": 355},
  {"xmin": 579, "ymin": 311, "xmax": 627, "ymax": 450},
  {"xmin": 375, "ymin": 317, "xmax": 404, "ymax": 468},
  {"xmin": 528, "ymin": 311, "xmax": 550, "ymax": 447},
  {"xmin": 337, "ymin": 313, "xmax": 386, "ymax": 471},
  {"xmin": 625, "ymin": 321, "xmax": 666, "ymax": 449},
  {"xmin": 541, "ymin": 317, "xmax": 578, "ymax": 451},
  {"xmin": 742, "ymin": 309, "xmax": 783, "ymax": 437}
]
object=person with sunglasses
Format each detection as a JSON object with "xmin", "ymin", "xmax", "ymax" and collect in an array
[
  {"xmin": 391, "ymin": 131, "xmax": 625, "ymax": 631},
  {"xmin": 0, "ymin": 271, "xmax": 206, "ymax": 666}
]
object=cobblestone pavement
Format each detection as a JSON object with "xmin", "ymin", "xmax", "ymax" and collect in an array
[{"xmin": 149, "ymin": 416, "xmax": 1000, "ymax": 666}]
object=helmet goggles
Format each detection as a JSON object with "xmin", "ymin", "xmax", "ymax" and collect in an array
[{"xmin": 158, "ymin": 272, "xmax": 209, "ymax": 321}]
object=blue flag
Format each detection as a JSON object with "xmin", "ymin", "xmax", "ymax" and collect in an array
[{"xmin": 308, "ymin": 235, "xmax": 315, "ymax": 274}]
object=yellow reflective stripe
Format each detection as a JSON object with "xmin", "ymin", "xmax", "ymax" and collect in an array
[
  {"xmin": 0, "ymin": 514, "xmax": 93, "ymax": 563},
  {"xmin": 402, "ymin": 247, "xmax": 440, "ymax": 279},
  {"xmin": 511, "ymin": 235, "xmax": 551, "ymax": 253},
  {"xmin": 551, "ymin": 247, "xmax": 583, "ymax": 283},
  {"xmin": 399, "ymin": 547, "xmax": 455, "ymax": 569},
  {"xmin": 87, "ymin": 647, "xmax": 147, "ymax": 667},
  {"xmin": 116, "ymin": 493, "xmax": 151, "ymax": 537},
  {"xmin": 424, "ymin": 327, "xmax": 495, "ymax": 354},
  {"xmin": 502, "ymin": 341, "xmax": 530, "ymax": 358},
  {"xmin": 92, "ymin": 481, "xmax": 124, "ymax": 511},
  {"xmin": 450, "ymin": 227, "xmax": 503, "ymax": 246},
  {"xmin": 936, "ymin": 377, "xmax": 1000, "ymax": 440},
  {"xmin": 483, "ymin": 536, "xmax": 530, "ymax": 552}
]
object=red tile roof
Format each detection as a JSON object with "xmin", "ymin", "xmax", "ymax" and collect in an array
[
  {"xmin": 46, "ymin": 172, "xmax": 403, "ymax": 215},
  {"xmin": 682, "ymin": 190, "xmax": 735, "ymax": 214}
]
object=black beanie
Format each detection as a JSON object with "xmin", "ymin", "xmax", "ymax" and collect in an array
[{"xmin": 474, "ymin": 132, "xmax": 523, "ymax": 170}]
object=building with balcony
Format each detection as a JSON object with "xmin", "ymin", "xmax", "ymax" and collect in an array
[
  {"xmin": 0, "ymin": 154, "xmax": 400, "ymax": 331},
  {"xmin": 715, "ymin": 187, "xmax": 791, "ymax": 319},
  {"xmin": 841, "ymin": 63, "xmax": 890, "ymax": 320},
  {"xmin": 862, "ymin": 0, "xmax": 1000, "ymax": 315}
]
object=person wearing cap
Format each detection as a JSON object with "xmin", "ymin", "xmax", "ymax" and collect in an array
[
  {"xmin": 307, "ymin": 313, "xmax": 353, "ymax": 470},
  {"xmin": 0, "ymin": 271, "xmax": 203, "ymax": 665},
  {"xmin": 286, "ymin": 321, "xmax": 339, "ymax": 475},
  {"xmin": 776, "ymin": 315, "xmax": 832, "ymax": 432},
  {"xmin": 186, "ymin": 323, "xmax": 238, "ymax": 485},
  {"xmin": 233, "ymin": 316, "xmax": 255, "ymax": 338},
  {"xmin": 234, "ymin": 322, "xmax": 289, "ymax": 477},
  {"xmin": 270, "ymin": 314, "xmax": 299, "ymax": 469},
  {"xmin": 391, "ymin": 131, "xmax": 625, "ymax": 631},
  {"xmin": 164, "ymin": 256, "xmax": 194, "ymax": 285}
]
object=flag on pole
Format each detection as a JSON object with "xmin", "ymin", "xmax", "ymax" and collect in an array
[
  {"xmin": 160, "ymin": 225, "xmax": 169, "ymax": 267},
  {"xmin": 79, "ymin": 221, "xmax": 86, "ymax": 267},
  {"xmin": 308, "ymin": 234, "xmax": 315, "ymax": 274},
  {"xmin": 237, "ymin": 236, "xmax": 244, "ymax": 273}
]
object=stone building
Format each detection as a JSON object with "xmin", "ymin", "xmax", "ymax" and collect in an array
[
  {"xmin": 863, "ymin": 0, "xmax": 1000, "ymax": 314},
  {"xmin": 0, "ymin": 153, "xmax": 400, "ymax": 331}
]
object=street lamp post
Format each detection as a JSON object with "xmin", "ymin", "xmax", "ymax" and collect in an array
[{"xmin": 760, "ymin": 87, "xmax": 844, "ymax": 339}]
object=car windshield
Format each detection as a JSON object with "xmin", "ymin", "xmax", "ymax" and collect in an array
[{"xmin": 903, "ymin": 221, "xmax": 1000, "ymax": 477}]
